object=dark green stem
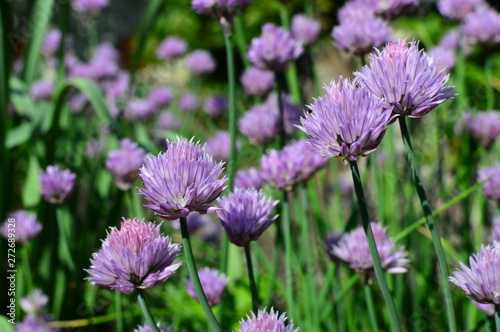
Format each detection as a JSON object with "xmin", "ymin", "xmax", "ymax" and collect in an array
[
  {"xmin": 495, "ymin": 305, "xmax": 500, "ymax": 332},
  {"xmin": 233, "ymin": 16, "xmax": 250, "ymax": 68},
  {"xmin": 137, "ymin": 290, "xmax": 160, "ymax": 332},
  {"xmin": 275, "ymin": 73, "xmax": 286, "ymax": 148},
  {"xmin": 56, "ymin": 206, "xmax": 75, "ymax": 273},
  {"xmin": 282, "ymin": 190, "xmax": 295, "ymax": 319},
  {"xmin": 486, "ymin": 55, "xmax": 495, "ymax": 110},
  {"xmin": 180, "ymin": 217, "xmax": 222, "ymax": 332},
  {"xmin": 244, "ymin": 245, "xmax": 259, "ymax": 311},
  {"xmin": 88, "ymin": 19, "xmax": 98, "ymax": 52},
  {"xmin": 224, "ymin": 33, "xmax": 237, "ymax": 191},
  {"xmin": 115, "ymin": 291, "xmax": 123, "ymax": 332},
  {"xmin": 21, "ymin": 245, "xmax": 34, "ymax": 294},
  {"xmin": 364, "ymin": 281, "xmax": 379, "ymax": 332},
  {"xmin": 349, "ymin": 160, "xmax": 402, "ymax": 332},
  {"xmin": 398, "ymin": 117, "xmax": 456, "ymax": 332}
]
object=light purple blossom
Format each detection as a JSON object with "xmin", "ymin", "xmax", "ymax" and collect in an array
[
  {"xmin": 42, "ymin": 29, "xmax": 62, "ymax": 57},
  {"xmin": 239, "ymin": 104, "xmax": 280, "ymax": 146},
  {"xmin": 185, "ymin": 267, "xmax": 228, "ymax": 306},
  {"xmin": 449, "ymin": 242, "xmax": 500, "ymax": 304},
  {"xmin": 237, "ymin": 307, "xmax": 299, "ymax": 332},
  {"xmin": 291, "ymin": 14, "xmax": 321, "ymax": 46},
  {"xmin": 158, "ymin": 111, "xmax": 182, "ymax": 131},
  {"xmin": 205, "ymin": 131, "xmax": 241, "ymax": 162},
  {"xmin": 463, "ymin": 111, "xmax": 500, "ymax": 149},
  {"xmin": 40, "ymin": 165, "xmax": 76, "ymax": 205},
  {"xmin": 240, "ymin": 67, "xmax": 275, "ymax": 97},
  {"xmin": 234, "ymin": 167, "xmax": 263, "ymax": 190},
  {"xmin": 179, "ymin": 93, "xmax": 201, "ymax": 113},
  {"xmin": 186, "ymin": 50, "xmax": 216, "ymax": 75},
  {"xmin": 204, "ymin": 95, "xmax": 227, "ymax": 118},
  {"xmin": 264, "ymin": 92, "xmax": 303, "ymax": 136},
  {"xmin": 103, "ymin": 71, "xmax": 130, "ymax": 99},
  {"xmin": 437, "ymin": 0, "xmax": 486, "ymax": 21},
  {"xmin": 298, "ymin": 77, "xmax": 392, "ymax": 162},
  {"xmin": 355, "ymin": 40, "xmax": 455, "ymax": 118},
  {"xmin": 331, "ymin": 222, "xmax": 410, "ymax": 274},
  {"xmin": 125, "ymin": 98, "xmax": 157, "ymax": 122},
  {"xmin": 1, "ymin": 210, "xmax": 42, "ymax": 245},
  {"xmin": 16, "ymin": 316, "xmax": 58, "ymax": 332},
  {"xmin": 461, "ymin": 7, "xmax": 500, "ymax": 48},
  {"xmin": 248, "ymin": 23, "xmax": 303, "ymax": 72},
  {"xmin": 473, "ymin": 301, "xmax": 495, "ymax": 316},
  {"xmin": 85, "ymin": 218, "xmax": 182, "ymax": 294},
  {"xmin": 72, "ymin": 0, "xmax": 109, "ymax": 17},
  {"xmin": 105, "ymin": 139, "xmax": 147, "ymax": 190},
  {"xmin": 20, "ymin": 289, "xmax": 48, "ymax": 318},
  {"xmin": 338, "ymin": 0, "xmax": 376, "ymax": 23},
  {"xmin": 147, "ymin": 87, "xmax": 174, "ymax": 111},
  {"xmin": 156, "ymin": 36, "xmax": 188, "ymax": 60},
  {"xmin": 138, "ymin": 137, "xmax": 227, "ymax": 220},
  {"xmin": 30, "ymin": 79, "xmax": 55, "ymax": 102},
  {"xmin": 478, "ymin": 164, "xmax": 500, "ymax": 204},
  {"xmin": 428, "ymin": 46, "xmax": 456, "ymax": 73},
  {"xmin": 216, "ymin": 188, "xmax": 278, "ymax": 246},
  {"xmin": 367, "ymin": 0, "xmax": 419, "ymax": 20}
]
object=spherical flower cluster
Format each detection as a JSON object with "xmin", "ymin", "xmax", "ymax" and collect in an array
[
  {"xmin": 72, "ymin": 0, "xmax": 109, "ymax": 17},
  {"xmin": 427, "ymin": 46, "xmax": 456, "ymax": 73},
  {"xmin": 105, "ymin": 139, "xmax": 147, "ymax": 190},
  {"xmin": 147, "ymin": 87, "xmax": 174, "ymax": 110},
  {"xmin": 234, "ymin": 167, "xmax": 263, "ymax": 190},
  {"xmin": 463, "ymin": 111, "xmax": 500, "ymax": 149},
  {"xmin": 216, "ymin": 188, "xmax": 278, "ymax": 246},
  {"xmin": 20, "ymin": 289, "xmax": 48, "ymax": 317},
  {"xmin": 139, "ymin": 137, "xmax": 227, "ymax": 220},
  {"xmin": 125, "ymin": 98, "xmax": 156, "ymax": 122},
  {"xmin": 264, "ymin": 92, "xmax": 303, "ymax": 136},
  {"xmin": 331, "ymin": 222, "xmax": 410, "ymax": 274},
  {"xmin": 478, "ymin": 164, "xmax": 500, "ymax": 204},
  {"xmin": 291, "ymin": 14, "xmax": 321, "ymax": 46},
  {"xmin": 239, "ymin": 104, "xmax": 280, "ymax": 146},
  {"xmin": 240, "ymin": 67, "xmax": 275, "ymax": 97},
  {"xmin": 186, "ymin": 50, "xmax": 216, "ymax": 75},
  {"xmin": 30, "ymin": 79, "xmax": 55, "ymax": 102},
  {"xmin": 156, "ymin": 36, "xmax": 188, "ymax": 60},
  {"xmin": 40, "ymin": 165, "xmax": 76, "ymax": 205},
  {"xmin": 1, "ymin": 210, "xmax": 43, "ymax": 245},
  {"xmin": 179, "ymin": 93, "xmax": 201, "ymax": 113},
  {"xmin": 42, "ymin": 29, "xmax": 62, "ymax": 57},
  {"xmin": 158, "ymin": 111, "xmax": 182, "ymax": 131},
  {"xmin": 85, "ymin": 218, "xmax": 182, "ymax": 294},
  {"xmin": 299, "ymin": 77, "xmax": 392, "ymax": 162},
  {"xmin": 437, "ymin": 0, "xmax": 485, "ymax": 21},
  {"xmin": 236, "ymin": 308, "xmax": 299, "ymax": 332},
  {"xmin": 449, "ymin": 242, "xmax": 500, "ymax": 304},
  {"xmin": 368, "ymin": 0, "xmax": 419, "ymax": 20},
  {"xmin": 185, "ymin": 267, "xmax": 229, "ymax": 306},
  {"xmin": 248, "ymin": 23, "xmax": 303, "ymax": 72},
  {"xmin": 461, "ymin": 7, "xmax": 500, "ymax": 48},
  {"xmin": 204, "ymin": 95, "xmax": 227, "ymax": 118},
  {"xmin": 260, "ymin": 140, "xmax": 328, "ymax": 191},
  {"xmin": 355, "ymin": 40, "xmax": 455, "ymax": 118},
  {"xmin": 205, "ymin": 131, "xmax": 241, "ymax": 162}
]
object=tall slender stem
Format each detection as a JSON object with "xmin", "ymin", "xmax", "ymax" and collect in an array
[
  {"xmin": 495, "ymin": 304, "xmax": 500, "ymax": 332},
  {"xmin": 21, "ymin": 245, "xmax": 34, "ymax": 294},
  {"xmin": 137, "ymin": 290, "xmax": 160, "ymax": 332},
  {"xmin": 349, "ymin": 160, "xmax": 402, "ymax": 332},
  {"xmin": 364, "ymin": 282, "xmax": 379, "ymax": 332},
  {"xmin": 115, "ymin": 291, "xmax": 123, "ymax": 332},
  {"xmin": 275, "ymin": 74, "xmax": 286, "ymax": 148},
  {"xmin": 56, "ymin": 206, "xmax": 75, "ymax": 273},
  {"xmin": 282, "ymin": 190, "xmax": 295, "ymax": 319},
  {"xmin": 225, "ymin": 33, "xmax": 238, "ymax": 191},
  {"xmin": 398, "ymin": 117, "xmax": 457, "ymax": 332},
  {"xmin": 180, "ymin": 217, "xmax": 222, "ymax": 332},
  {"xmin": 88, "ymin": 19, "xmax": 98, "ymax": 52},
  {"xmin": 244, "ymin": 245, "xmax": 259, "ymax": 311}
]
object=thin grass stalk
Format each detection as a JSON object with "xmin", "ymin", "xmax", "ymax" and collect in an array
[
  {"xmin": 21, "ymin": 245, "xmax": 34, "ymax": 294},
  {"xmin": 496, "ymin": 305, "xmax": 500, "ymax": 332},
  {"xmin": 115, "ymin": 291, "xmax": 123, "ymax": 332},
  {"xmin": 275, "ymin": 73, "xmax": 286, "ymax": 148},
  {"xmin": 282, "ymin": 190, "xmax": 295, "ymax": 319},
  {"xmin": 244, "ymin": 245, "xmax": 259, "ymax": 311},
  {"xmin": 349, "ymin": 160, "xmax": 402, "ymax": 332},
  {"xmin": 398, "ymin": 117, "xmax": 457, "ymax": 332},
  {"xmin": 56, "ymin": 0, "xmax": 69, "ymax": 82},
  {"xmin": 364, "ymin": 282, "xmax": 379, "ymax": 332},
  {"xmin": 485, "ymin": 56, "xmax": 495, "ymax": 110},
  {"xmin": 88, "ymin": 19, "xmax": 98, "ymax": 52},
  {"xmin": 224, "ymin": 33, "xmax": 237, "ymax": 192},
  {"xmin": 137, "ymin": 290, "xmax": 160, "ymax": 332},
  {"xmin": 180, "ymin": 217, "xmax": 222, "ymax": 332},
  {"xmin": 56, "ymin": 206, "xmax": 75, "ymax": 273}
]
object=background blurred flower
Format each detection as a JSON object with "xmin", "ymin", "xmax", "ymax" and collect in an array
[
  {"xmin": 478, "ymin": 164, "xmax": 500, "ymax": 204},
  {"xmin": 41, "ymin": 29, "xmax": 62, "ymax": 57},
  {"xmin": 72, "ymin": 0, "xmax": 109, "ymax": 17},
  {"xmin": 156, "ymin": 36, "xmax": 188, "ymax": 60},
  {"xmin": 147, "ymin": 87, "xmax": 174, "ymax": 110},
  {"xmin": 236, "ymin": 307, "xmax": 299, "ymax": 332},
  {"xmin": 204, "ymin": 95, "xmax": 227, "ymax": 118},
  {"xmin": 179, "ymin": 93, "xmax": 201, "ymax": 113},
  {"xmin": 240, "ymin": 67, "xmax": 275, "ymax": 97},
  {"xmin": 125, "ymin": 98, "xmax": 156, "ymax": 122},
  {"xmin": 105, "ymin": 139, "xmax": 147, "ymax": 190},
  {"xmin": 239, "ymin": 104, "xmax": 280, "ymax": 146},
  {"xmin": 185, "ymin": 267, "xmax": 228, "ymax": 306},
  {"xmin": 186, "ymin": 50, "xmax": 216, "ymax": 75},
  {"xmin": 20, "ymin": 289, "xmax": 48, "ymax": 318},
  {"xmin": 428, "ymin": 46, "xmax": 456, "ymax": 73},
  {"xmin": 437, "ymin": 0, "xmax": 485, "ymax": 21},
  {"xmin": 40, "ymin": 165, "xmax": 76, "ymax": 205},
  {"xmin": 1, "ymin": 210, "xmax": 42, "ymax": 244},
  {"xmin": 158, "ymin": 111, "xmax": 182, "ymax": 131},
  {"xmin": 30, "ymin": 79, "xmax": 55, "ymax": 101},
  {"xmin": 234, "ymin": 167, "xmax": 263, "ymax": 190},
  {"xmin": 205, "ymin": 131, "xmax": 242, "ymax": 162},
  {"xmin": 291, "ymin": 14, "xmax": 321, "ymax": 46},
  {"xmin": 461, "ymin": 7, "xmax": 500, "ymax": 48},
  {"xmin": 463, "ymin": 111, "xmax": 500, "ymax": 149}
]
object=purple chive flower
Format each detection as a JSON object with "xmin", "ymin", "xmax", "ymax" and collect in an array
[
  {"xmin": 156, "ymin": 36, "xmax": 188, "ymax": 60},
  {"xmin": 437, "ymin": 0, "xmax": 485, "ymax": 21},
  {"xmin": 42, "ymin": 29, "xmax": 62, "ymax": 57},
  {"xmin": 192, "ymin": 0, "xmax": 251, "ymax": 34},
  {"xmin": 16, "ymin": 316, "xmax": 57, "ymax": 332},
  {"xmin": 179, "ymin": 93, "xmax": 201, "ymax": 113},
  {"xmin": 291, "ymin": 14, "xmax": 321, "ymax": 46},
  {"xmin": 134, "ymin": 323, "xmax": 174, "ymax": 332},
  {"xmin": 216, "ymin": 188, "xmax": 278, "ymax": 246},
  {"xmin": 147, "ymin": 87, "xmax": 174, "ymax": 110},
  {"xmin": 237, "ymin": 307, "xmax": 299, "ymax": 332},
  {"xmin": 1, "ymin": 210, "xmax": 42, "ymax": 244},
  {"xmin": 139, "ymin": 137, "xmax": 227, "ymax": 220},
  {"xmin": 105, "ymin": 139, "xmax": 147, "ymax": 190},
  {"xmin": 72, "ymin": 0, "xmax": 109, "ymax": 17},
  {"xmin": 103, "ymin": 71, "xmax": 130, "ymax": 99},
  {"xmin": 260, "ymin": 140, "xmax": 328, "ymax": 191},
  {"xmin": 478, "ymin": 164, "xmax": 500, "ymax": 204},
  {"xmin": 331, "ymin": 222, "xmax": 410, "ymax": 274},
  {"xmin": 30, "ymin": 79, "xmax": 55, "ymax": 102},
  {"xmin": 204, "ymin": 95, "xmax": 227, "ymax": 118},
  {"xmin": 325, "ymin": 232, "xmax": 344, "ymax": 262},
  {"xmin": 473, "ymin": 301, "xmax": 495, "ymax": 316},
  {"xmin": 125, "ymin": 98, "xmax": 156, "ymax": 122},
  {"xmin": 461, "ymin": 8, "xmax": 500, "ymax": 48},
  {"xmin": 356, "ymin": 40, "xmax": 455, "ymax": 118},
  {"xmin": 172, "ymin": 212, "xmax": 211, "ymax": 233},
  {"xmin": 332, "ymin": 14, "xmax": 392, "ymax": 56},
  {"xmin": 248, "ymin": 23, "xmax": 303, "ymax": 72},
  {"xmin": 338, "ymin": 0, "xmax": 376, "ymax": 23},
  {"xmin": 94, "ymin": 42, "xmax": 119, "ymax": 62},
  {"xmin": 493, "ymin": 217, "xmax": 500, "ymax": 242},
  {"xmin": 368, "ymin": 0, "xmax": 419, "ymax": 20},
  {"xmin": 20, "ymin": 289, "xmax": 48, "ymax": 318},
  {"xmin": 463, "ymin": 111, "xmax": 500, "ymax": 149},
  {"xmin": 205, "ymin": 131, "xmax": 242, "ymax": 162},
  {"xmin": 427, "ymin": 46, "xmax": 456, "ymax": 73},
  {"xmin": 240, "ymin": 67, "xmax": 275, "ymax": 97},
  {"xmin": 85, "ymin": 218, "xmax": 182, "ymax": 294},
  {"xmin": 158, "ymin": 111, "xmax": 182, "ymax": 131},
  {"xmin": 234, "ymin": 167, "xmax": 263, "ymax": 190},
  {"xmin": 299, "ymin": 77, "xmax": 391, "ymax": 162},
  {"xmin": 185, "ymin": 267, "xmax": 228, "ymax": 306},
  {"xmin": 264, "ymin": 92, "xmax": 303, "ymax": 136},
  {"xmin": 449, "ymin": 242, "xmax": 500, "ymax": 304},
  {"xmin": 40, "ymin": 165, "xmax": 76, "ymax": 205},
  {"xmin": 239, "ymin": 104, "xmax": 280, "ymax": 145},
  {"xmin": 186, "ymin": 50, "xmax": 216, "ymax": 75}
]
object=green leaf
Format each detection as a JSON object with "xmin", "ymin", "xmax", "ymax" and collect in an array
[
  {"xmin": 10, "ymin": 77, "xmax": 36, "ymax": 118},
  {"xmin": 6, "ymin": 123, "xmax": 32, "ymax": 149},
  {"xmin": 0, "ymin": 316, "xmax": 16, "ymax": 332},
  {"xmin": 22, "ymin": 154, "xmax": 41, "ymax": 208}
]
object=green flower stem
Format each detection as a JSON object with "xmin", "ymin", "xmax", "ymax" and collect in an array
[
  {"xmin": 349, "ymin": 160, "xmax": 402, "ymax": 332},
  {"xmin": 234, "ymin": 17, "xmax": 250, "ymax": 68},
  {"xmin": 56, "ymin": 206, "xmax": 75, "ymax": 273},
  {"xmin": 21, "ymin": 245, "xmax": 34, "ymax": 294},
  {"xmin": 180, "ymin": 217, "xmax": 222, "ymax": 332},
  {"xmin": 224, "ymin": 32, "xmax": 237, "ymax": 191},
  {"xmin": 495, "ymin": 305, "xmax": 500, "ymax": 332},
  {"xmin": 244, "ymin": 245, "xmax": 259, "ymax": 311},
  {"xmin": 115, "ymin": 291, "xmax": 123, "ymax": 332},
  {"xmin": 275, "ymin": 73, "xmax": 287, "ymax": 148},
  {"xmin": 486, "ymin": 56, "xmax": 495, "ymax": 110},
  {"xmin": 364, "ymin": 281, "xmax": 379, "ymax": 332},
  {"xmin": 137, "ymin": 290, "xmax": 160, "ymax": 332},
  {"xmin": 282, "ymin": 190, "xmax": 295, "ymax": 319},
  {"xmin": 398, "ymin": 117, "xmax": 457, "ymax": 332},
  {"xmin": 127, "ymin": 189, "xmax": 145, "ymax": 219},
  {"xmin": 88, "ymin": 19, "xmax": 98, "ymax": 52}
]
